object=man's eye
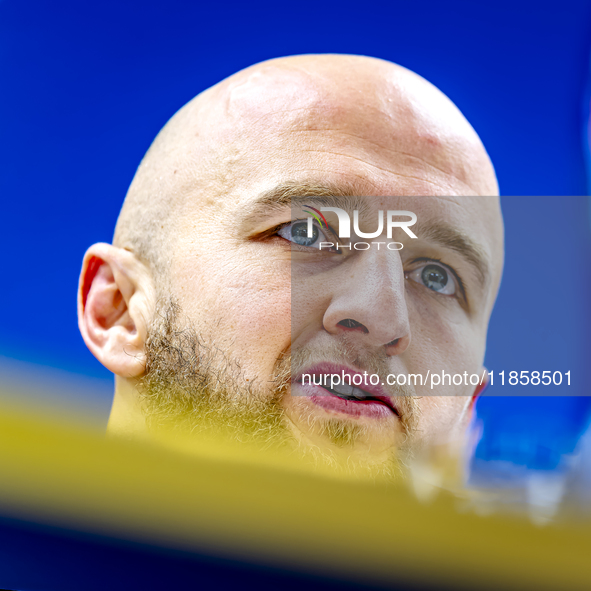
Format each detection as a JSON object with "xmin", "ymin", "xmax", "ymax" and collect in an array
[
  {"xmin": 407, "ymin": 263, "xmax": 457, "ymax": 295},
  {"xmin": 277, "ymin": 220, "xmax": 330, "ymax": 249}
]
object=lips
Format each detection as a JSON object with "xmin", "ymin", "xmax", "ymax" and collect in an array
[{"xmin": 293, "ymin": 362, "xmax": 399, "ymax": 419}]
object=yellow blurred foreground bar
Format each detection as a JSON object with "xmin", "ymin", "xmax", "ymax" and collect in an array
[{"xmin": 0, "ymin": 403, "xmax": 589, "ymax": 591}]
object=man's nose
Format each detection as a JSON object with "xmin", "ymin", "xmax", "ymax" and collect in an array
[{"xmin": 322, "ymin": 248, "xmax": 411, "ymax": 356}]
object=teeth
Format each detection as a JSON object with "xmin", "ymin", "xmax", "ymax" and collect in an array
[
  {"xmin": 331, "ymin": 384, "xmax": 371, "ymax": 400},
  {"xmin": 350, "ymin": 386, "xmax": 370, "ymax": 398},
  {"xmin": 331, "ymin": 383, "xmax": 353, "ymax": 396}
]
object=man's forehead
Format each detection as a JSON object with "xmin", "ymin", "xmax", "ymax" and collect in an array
[
  {"xmin": 217, "ymin": 58, "xmax": 465, "ymax": 146},
  {"xmin": 209, "ymin": 62, "xmax": 399, "ymax": 156},
  {"xmin": 193, "ymin": 58, "xmax": 498, "ymax": 200}
]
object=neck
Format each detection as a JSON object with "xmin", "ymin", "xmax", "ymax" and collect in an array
[{"xmin": 107, "ymin": 377, "xmax": 149, "ymax": 440}]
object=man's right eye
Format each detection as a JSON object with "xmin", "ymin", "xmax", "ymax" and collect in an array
[{"xmin": 277, "ymin": 220, "xmax": 330, "ymax": 249}]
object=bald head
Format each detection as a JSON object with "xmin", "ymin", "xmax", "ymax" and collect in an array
[{"xmin": 114, "ymin": 54, "xmax": 498, "ymax": 278}]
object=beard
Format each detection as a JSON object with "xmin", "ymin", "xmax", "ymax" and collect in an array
[{"xmin": 137, "ymin": 298, "xmax": 420, "ymax": 478}]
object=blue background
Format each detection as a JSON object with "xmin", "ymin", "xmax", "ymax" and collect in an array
[{"xmin": 1, "ymin": 0, "xmax": 591, "ymax": 474}]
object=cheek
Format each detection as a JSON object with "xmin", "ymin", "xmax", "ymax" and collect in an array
[
  {"xmin": 228, "ymin": 280, "xmax": 292, "ymax": 368},
  {"xmin": 405, "ymin": 298, "xmax": 483, "ymax": 442},
  {"xmin": 406, "ymin": 297, "xmax": 485, "ymax": 391},
  {"xmin": 415, "ymin": 396, "xmax": 472, "ymax": 445},
  {"xmin": 173, "ymin": 251, "xmax": 292, "ymax": 380},
  {"xmin": 289, "ymin": 271, "xmax": 333, "ymax": 340}
]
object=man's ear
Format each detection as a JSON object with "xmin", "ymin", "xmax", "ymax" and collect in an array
[
  {"xmin": 469, "ymin": 367, "xmax": 489, "ymax": 412},
  {"xmin": 78, "ymin": 243, "xmax": 155, "ymax": 378}
]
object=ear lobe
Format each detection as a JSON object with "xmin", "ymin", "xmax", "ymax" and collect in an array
[{"xmin": 78, "ymin": 243, "xmax": 152, "ymax": 378}]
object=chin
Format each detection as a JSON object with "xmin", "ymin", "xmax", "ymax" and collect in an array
[{"xmin": 284, "ymin": 404, "xmax": 404, "ymax": 458}]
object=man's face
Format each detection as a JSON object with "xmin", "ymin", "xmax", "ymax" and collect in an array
[{"xmin": 142, "ymin": 60, "xmax": 504, "ymax": 468}]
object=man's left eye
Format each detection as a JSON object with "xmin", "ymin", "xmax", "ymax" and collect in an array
[
  {"xmin": 407, "ymin": 263, "xmax": 457, "ymax": 295},
  {"xmin": 277, "ymin": 220, "xmax": 330, "ymax": 249}
]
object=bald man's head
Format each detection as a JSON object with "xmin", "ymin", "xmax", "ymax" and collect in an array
[
  {"xmin": 80, "ymin": 54, "xmax": 503, "ymax": 475},
  {"xmin": 113, "ymin": 54, "xmax": 498, "ymax": 280}
]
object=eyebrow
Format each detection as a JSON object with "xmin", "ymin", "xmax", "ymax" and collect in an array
[
  {"xmin": 414, "ymin": 220, "xmax": 491, "ymax": 286},
  {"xmin": 238, "ymin": 181, "xmax": 368, "ymax": 233}
]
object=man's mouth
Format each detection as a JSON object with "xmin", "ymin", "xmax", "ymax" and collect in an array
[
  {"xmin": 319, "ymin": 383, "xmax": 399, "ymax": 415},
  {"xmin": 292, "ymin": 362, "xmax": 400, "ymax": 419}
]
